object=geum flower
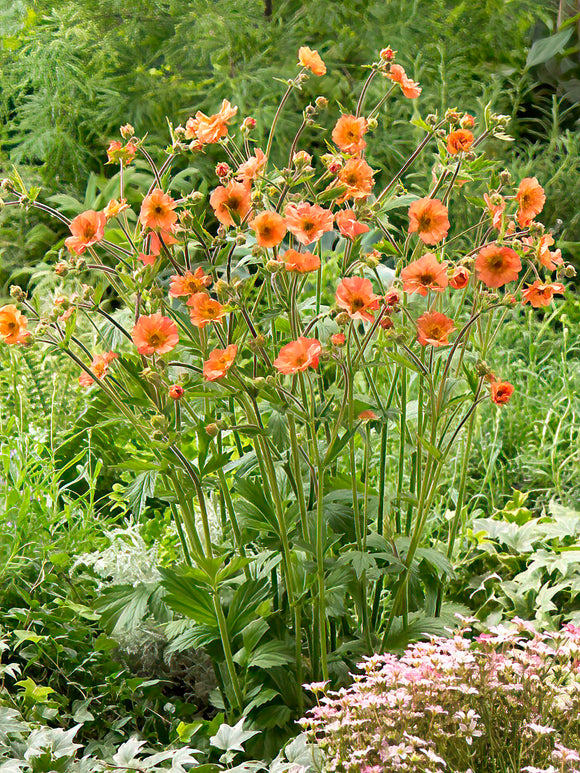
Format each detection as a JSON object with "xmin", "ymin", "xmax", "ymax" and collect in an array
[
  {"xmin": 210, "ymin": 179, "xmax": 252, "ymax": 227},
  {"xmin": 475, "ymin": 244, "xmax": 521, "ymax": 288},
  {"xmin": 298, "ymin": 46, "xmax": 326, "ymax": 76},
  {"xmin": 249, "ymin": 210, "xmax": 287, "ymax": 248},
  {"xmin": 185, "ymin": 99, "xmax": 238, "ymax": 145},
  {"xmin": 335, "ymin": 209, "xmax": 370, "ymax": 239},
  {"xmin": 332, "ymin": 114, "xmax": 368, "ymax": 155},
  {"xmin": 274, "ymin": 337, "xmax": 322, "ymax": 374},
  {"xmin": 537, "ymin": 234, "xmax": 563, "ymax": 271},
  {"xmin": 65, "ymin": 210, "xmax": 107, "ymax": 254},
  {"xmin": 490, "ymin": 380, "xmax": 514, "ymax": 405},
  {"xmin": 284, "ymin": 202, "xmax": 334, "ymax": 245},
  {"xmin": 169, "ymin": 268, "xmax": 212, "ymax": 298},
  {"xmin": 450, "ymin": 266, "xmax": 470, "ymax": 289},
  {"xmin": 79, "ymin": 351, "xmax": 117, "ymax": 387},
  {"xmin": 203, "ymin": 344, "xmax": 238, "ymax": 381},
  {"xmin": 400, "ymin": 252, "xmax": 448, "ymax": 296},
  {"xmin": 516, "ymin": 177, "xmax": 545, "ymax": 227},
  {"xmin": 337, "ymin": 158, "xmax": 375, "ymax": 203},
  {"xmin": 416, "ymin": 311, "xmax": 455, "ymax": 347},
  {"xmin": 522, "ymin": 281, "xmax": 565, "ymax": 308},
  {"xmin": 132, "ymin": 313, "xmax": 179, "ymax": 355},
  {"xmin": 187, "ymin": 292, "xmax": 227, "ymax": 328},
  {"xmin": 0, "ymin": 305, "xmax": 30, "ymax": 345},
  {"xmin": 385, "ymin": 63, "xmax": 421, "ymax": 98},
  {"xmin": 103, "ymin": 198, "xmax": 130, "ymax": 219},
  {"xmin": 447, "ymin": 129, "xmax": 474, "ymax": 155},
  {"xmin": 408, "ymin": 198, "xmax": 450, "ymax": 245},
  {"xmin": 139, "ymin": 189, "xmax": 178, "ymax": 232},
  {"xmin": 282, "ymin": 249, "xmax": 320, "ymax": 273},
  {"xmin": 336, "ymin": 277, "xmax": 381, "ymax": 322},
  {"xmin": 236, "ymin": 149, "xmax": 266, "ymax": 183}
]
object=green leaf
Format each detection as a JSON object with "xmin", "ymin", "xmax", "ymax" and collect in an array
[
  {"xmin": 247, "ymin": 640, "xmax": 294, "ymax": 669},
  {"xmin": 526, "ymin": 28, "xmax": 573, "ymax": 68},
  {"xmin": 160, "ymin": 568, "xmax": 218, "ymax": 626}
]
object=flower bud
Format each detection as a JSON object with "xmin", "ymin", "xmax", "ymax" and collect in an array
[
  {"xmin": 9, "ymin": 285, "xmax": 26, "ymax": 301},
  {"xmin": 293, "ymin": 150, "xmax": 312, "ymax": 167},
  {"xmin": 379, "ymin": 46, "xmax": 395, "ymax": 62},
  {"xmin": 265, "ymin": 259, "xmax": 283, "ymax": 273},
  {"xmin": 205, "ymin": 423, "xmax": 219, "ymax": 437},
  {"xmin": 120, "ymin": 123, "xmax": 135, "ymax": 139},
  {"xmin": 215, "ymin": 162, "xmax": 231, "ymax": 178},
  {"xmin": 241, "ymin": 117, "xmax": 257, "ymax": 132},
  {"xmin": 564, "ymin": 264, "xmax": 577, "ymax": 278},
  {"xmin": 498, "ymin": 170, "xmax": 512, "ymax": 185},
  {"xmin": 55, "ymin": 262, "xmax": 68, "ymax": 276},
  {"xmin": 336, "ymin": 312, "xmax": 351, "ymax": 326},
  {"xmin": 461, "ymin": 113, "xmax": 475, "ymax": 129},
  {"xmin": 379, "ymin": 315, "xmax": 394, "ymax": 330},
  {"xmin": 445, "ymin": 108, "xmax": 461, "ymax": 125},
  {"xmin": 315, "ymin": 96, "xmax": 328, "ymax": 110},
  {"xmin": 168, "ymin": 384, "xmax": 184, "ymax": 400},
  {"xmin": 332, "ymin": 333, "xmax": 346, "ymax": 346},
  {"xmin": 367, "ymin": 117, "xmax": 378, "ymax": 131}
]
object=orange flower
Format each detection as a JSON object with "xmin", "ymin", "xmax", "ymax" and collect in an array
[
  {"xmin": 107, "ymin": 140, "xmax": 136, "ymax": 165},
  {"xmin": 274, "ymin": 337, "xmax": 322, "ymax": 374},
  {"xmin": 169, "ymin": 268, "xmax": 212, "ymax": 298},
  {"xmin": 236, "ymin": 149, "xmax": 266, "ymax": 183},
  {"xmin": 203, "ymin": 344, "xmax": 238, "ymax": 381},
  {"xmin": 516, "ymin": 177, "xmax": 545, "ymax": 227},
  {"xmin": 408, "ymin": 198, "xmax": 450, "ymax": 245},
  {"xmin": 139, "ymin": 189, "xmax": 178, "ymax": 232},
  {"xmin": 446, "ymin": 129, "xmax": 474, "ymax": 155},
  {"xmin": 138, "ymin": 252, "xmax": 157, "ymax": 266},
  {"xmin": 168, "ymin": 384, "xmax": 184, "ymax": 400},
  {"xmin": 298, "ymin": 46, "xmax": 326, "ymax": 76},
  {"xmin": 335, "ymin": 277, "xmax": 381, "ymax": 322},
  {"xmin": 103, "ymin": 198, "xmax": 130, "ymax": 219},
  {"xmin": 249, "ymin": 210, "xmax": 287, "ymax": 248},
  {"xmin": 79, "ymin": 351, "xmax": 117, "ymax": 387},
  {"xmin": 449, "ymin": 266, "xmax": 471, "ymax": 289},
  {"xmin": 282, "ymin": 248, "xmax": 320, "ymax": 273},
  {"xmin": 149, "ymin": 229, "xmax": 178, "ymax": 255},
  {"xmin": 187, "ymin": 292, "xmax": 227, "ymax": 328},
  {"xmin": 475, "ymin": 244, "xmax": 521, "ymax": 288},
  {"xmin": 0, "ymin": 305, "xmax": 30, "ymax": 345},
  {"xmin": 490, "ymin": 380, "xmax": 514, "ymax": 405},
  {"xmin": 337, "ymin": 158, "xmax": 375, "ymax": 203},
  {"xmin": 284, "ymin": 202, "xmax": 334, "ymax": 245},
  {"xmin": 332, "ymin": 115, "xmax": 368, "ymax": 155},
  {"xmin": 522, "ymin": 280, "xmax": 565, "ymax": 308},
  {"xmin": 335, "ymin": 209, "xmax": 370, "ymax": 240},
  {"xmin": 416, "ymin": 311, "xmax": 455, "ymax": 347},
  {"xmin": 537, "ymin": 234, "xmax": 563, "ymax": 271},
  {"xmin": 185, "ymin": 99, "xmax": 238, "ymax": 145},
  {"xmin": 358, "ymin": 410, "xmax": 378, "ymax": 421},
  {"xmin": 210, "ymin": 180, "xmax": 252, "ymax": 227},
  {"xmin": 64, "ymin": 210, "xmax": 107, "ymax": 254},
  {"xmin": 400, "ymin": 252, "xmax": 448, "ymax": 296},
  {"xmin": 483, "ymin": 193, "xmax": 506, "ymax": 230},
  {"xmin": 386, "ymin": 64, "xmax": 421, "ymax": 98},
  {"xmin": 132, "ymin": 313, "xmax": 179, "ymax": 355}
]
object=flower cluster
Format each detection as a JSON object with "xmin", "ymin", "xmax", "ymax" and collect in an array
[{"xmin": 301, "ymin": 621, "xmax": 580, "ymax": 773}]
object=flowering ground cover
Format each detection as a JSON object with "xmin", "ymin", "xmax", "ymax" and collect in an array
[{"xmin": 0, "ymin": 16, "xmax": 579, "ymax": 773}]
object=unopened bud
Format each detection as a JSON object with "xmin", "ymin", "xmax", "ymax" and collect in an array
[
  {"xmin": 379, "ymin": 46, "xmax": 395, "ymax": 62},
  {"xmin": 565, "ymin": 264, "xmax": 576, "ymax": 278},
  {"xmin": 332, "ymin": 333, "xmax": 346, "ymax": 346},
  {"xmin": 215, "ymin": 162, "xmax": 231, "ymax": 178},
  {"xmin": 498, "ymin": 170, "xmax": 512, "ymax": 185},
  {"xmin": 315, "ymin": 96, "xmax": 328, "ymax": 110},
  {"xmin": 55, "ymin": 262, "xmax": 68, "ymax": 276},
  {"xmin": 9, "ymin": 285, "xmax": 26, "ymax": 301},
  {"xmin": 120, "ymin": 123, "xmax": 135, "ymax": 139},
  {"xmin": 168, "ymin": 384, "xmax": 184, "ymax": 400},
  {"xmin": 205, "ymin": 423, "xmax": 219, "ymax": 437},
  {"xmin": 461, "ymin": 113, "xmax": 475, "ymax": 129},
  {"xmin": 336, "ymin": 312, "xmax": 351, "ymax": 326},
  {"xmin": 241, "ymin": 117, "xmax": 257, "ymax": 132}
]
